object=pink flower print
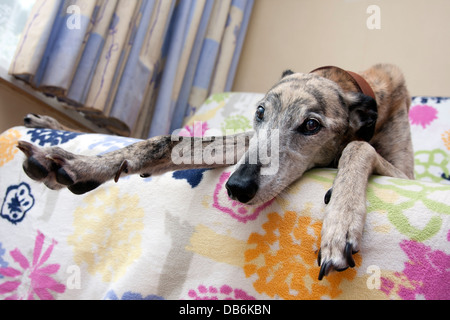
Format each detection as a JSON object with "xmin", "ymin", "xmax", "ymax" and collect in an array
[
  {"xmin": 0, "ymin": 231, "xmax": 65, "ymax": 300},
  {"xmin": 213, "ymin": 172, "xmax": 274, "ymax": 223},
  {"xmin": 409, "ymin": 105, "xmax": 438, "ymax": 129},
  {"xmin": 179, "ymin": 121, "xmax": 209, "ymax": 137},
  {"xmin": 398, "ymin": 240, "xmax": 450, "ymax": 300},
  {"xmin": 381, "ymin": 240, "xmax": 450, "ymax": 300},
  {"xmin": 187, "ymin": 284, "xmax": 255, "ymax": 300}
]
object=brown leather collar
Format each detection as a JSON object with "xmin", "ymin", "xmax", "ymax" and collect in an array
[{"xmin": 310, "ymin": 66, "xmax": 376, "ymax": 101}]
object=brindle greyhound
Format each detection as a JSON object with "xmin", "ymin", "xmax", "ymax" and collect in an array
[{"xmin": 18, "ymin": 63, "xmax": 414, "ymax": 280}]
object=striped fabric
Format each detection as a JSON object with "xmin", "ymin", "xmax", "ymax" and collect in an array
[{"xmin": 9, "ymin": 0, "xmax": 253, "ymax": 138}]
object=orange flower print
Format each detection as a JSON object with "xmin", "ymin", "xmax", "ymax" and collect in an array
[
  {"xmin": 442, "ymin": 130, "xmax": 450, "ymax": 151},
  {"xmin": 0, "ymin": 129, "xmax": 21, "ymax": 167},
  {"xmin": 244, "ymin": 211, "xmax": 360, "ymax": 299}
]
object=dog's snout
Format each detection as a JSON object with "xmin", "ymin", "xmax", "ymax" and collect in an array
[
  {"xmin": 24, "ymin": 114, "xmax": 40, "ymax": 125},
  {"xmin": 225, "ymin": 164, "xmax": 260, "ymax": 204}
]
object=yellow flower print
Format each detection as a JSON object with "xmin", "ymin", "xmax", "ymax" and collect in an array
[
  {"xmin": 244, "ymin": 211, "xmax": 360, "ymax": 299},
  {"xmin": 68, "ymin": 186, "xmax": 144, "ymax": 282},
  {"xmin": 0, "ymin": 129, "xmax": 21, "ymax": 166}
]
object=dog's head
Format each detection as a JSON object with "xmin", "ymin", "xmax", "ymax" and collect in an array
[{"xmin": 225, "ymin": 70, "xmax": 377, "ymax": 205}]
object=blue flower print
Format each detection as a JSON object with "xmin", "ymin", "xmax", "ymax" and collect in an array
[
  {"xmin": 27, "ymin": 129, "xmax": 83, "ymax": 146},
  {"xmin": 104, "ymin": 290, "xmax": 164, "ymax": 300},
  {"xmin": 173, "ymin": 168, "xmax": 210, "ymax": 188},
  {"xmin": 1, "ymin": 183, "xmax": 35, "ymax": 224},
  {"xmin": 88, "ymin": 135, "xmax": 141, "ymax": 155}
]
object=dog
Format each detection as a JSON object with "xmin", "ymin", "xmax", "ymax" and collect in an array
[{"xmin": 17, "ymin": 63, "xmax": 414, "ymax": 280}]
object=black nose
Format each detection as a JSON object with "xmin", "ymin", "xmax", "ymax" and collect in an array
[
  {"xmin": 23, "ymin": 114, "xmax": 40, "ymax": 125},
  {"xmin": 225, "ymin": 164, "xmax": 260, "ymax": 203}
]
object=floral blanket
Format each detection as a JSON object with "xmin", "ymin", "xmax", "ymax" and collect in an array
[{"xmin": 0, "ymin": 93, "xmax": 449, "ymax": 300}]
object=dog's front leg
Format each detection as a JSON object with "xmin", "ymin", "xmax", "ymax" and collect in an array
[
  {"xmin": 17, "ymin": 132, "xmax": 251, "ymax": 194},
  {"xmin": 318, "ymin": 140, "xmax": 410, "ymax": 280}
]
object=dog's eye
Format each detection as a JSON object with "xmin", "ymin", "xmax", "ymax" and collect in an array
[
  {"xmin": 255, "ymin": 106, "xmax": 265, "ymax": 121},
  {"xmin": 297, "ymin": 118, "xmax": 321, "ymax": 135}
]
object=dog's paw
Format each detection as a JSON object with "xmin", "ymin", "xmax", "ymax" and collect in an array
[
  {"xmin": 317, "ymin": 200, "xmax": 364, "ymax": 280},
  {"xmin": 24, "ymin": 114, "xmax": 43, "ymax": 128},
  {"xmin": 17, "ymin": 141, "xmax": 101, "ymax": 194},
  {"xmin": 23, "ymin": 114, "xmax": 63, "ymax": 130}
]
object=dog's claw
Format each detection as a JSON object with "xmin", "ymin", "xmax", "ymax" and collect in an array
[
  {"xmin": 324, "ymin": 188, "xmax": 332, "ymax": 204},
  {"xmin": 115, "ymin": 160, "xmax": 129, "ymax": 183},
  {"xmin": 335, "ymin": 266, "xmax": 349, "ymax": 273},
  {"xmin": 345, "ymin": 242, "xmax": 356, "ymax": 268},
  {"xmin": 17, "ymin": 141, "xmax": 33, "ymax": 157},
  {"xmin": 45, "ymin": 154, "xmax": 66, "ymax": 166},
  {"xmin": 318, "ymin": 261, "xmax": 332, "ymax": 280}
]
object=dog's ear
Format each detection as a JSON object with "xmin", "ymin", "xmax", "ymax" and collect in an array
[
  {"xmin": 346, "ymin": 92, "xmax": 378, "ymax": 142},
  {"xmin": 281, "ymin": 70, "xmax": 294, "ymax": 78}
]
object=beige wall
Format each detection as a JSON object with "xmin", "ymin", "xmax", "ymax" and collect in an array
[
  {"xmin": 0, "ymin": 78, "xmax": 97, "ymax": 134},
  {"xmin": 233, "ymin": 0, "xmax": 450, "ymax": 97}
]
